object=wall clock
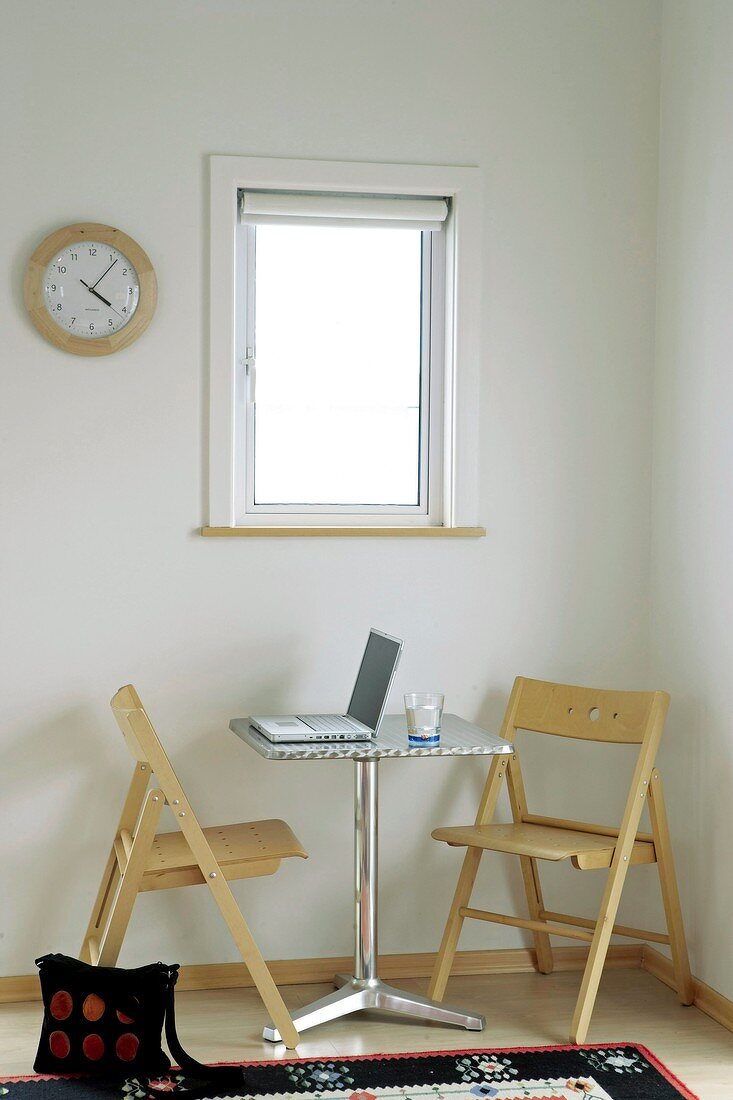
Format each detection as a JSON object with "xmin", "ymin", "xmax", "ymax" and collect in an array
[{"xmin": 24, "ymin": 223, "xmax": 157, "ymax": 356}]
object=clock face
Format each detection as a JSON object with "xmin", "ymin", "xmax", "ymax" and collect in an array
[{"xmin": 42, "ymin": 241, "xmax": 140, "ymax": 340}]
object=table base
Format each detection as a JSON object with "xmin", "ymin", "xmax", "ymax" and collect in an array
[{"xmin": 262, "ymin": 974, "xmax": 485, "ymax": 1042}]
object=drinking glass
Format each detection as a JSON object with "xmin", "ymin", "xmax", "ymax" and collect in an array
[{"xmin": 404, "ymin": 692, "xmax": 444, "ymax": 747}]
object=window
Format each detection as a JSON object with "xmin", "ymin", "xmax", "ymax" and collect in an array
[
  {"xmin": 209, "ymin": 157, "xmax": 482, "ymax": 532},
  {"xmin": 238, "ymin": 191, "xmax": 446, "ymax": 521}
]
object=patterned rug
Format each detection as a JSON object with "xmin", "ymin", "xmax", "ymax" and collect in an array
[{"xmin": 0, "ymin": 1045, "xmax": 697, "ymax": 1100}]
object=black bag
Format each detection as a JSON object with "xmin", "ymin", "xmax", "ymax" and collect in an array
[{"xmin": 34, "ymin": 954, "xmax": 247, "ymax": 1092}]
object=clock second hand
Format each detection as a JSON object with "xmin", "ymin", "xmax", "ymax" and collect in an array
[{"xmin": 80, "ymin": 279, "xmax": 123, "ymax": 317}]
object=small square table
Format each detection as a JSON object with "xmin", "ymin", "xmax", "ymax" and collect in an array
[{"xmin": 230, "ymin": 713, "xmax": 513, "ymax": 1042}]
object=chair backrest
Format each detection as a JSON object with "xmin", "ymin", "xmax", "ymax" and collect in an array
[
  {"xmin": 493, "ymin": 677, "xmax": 670, "ymax": 848},
  {"xmin": 506, "ymin": 677, "xmax": 668, "ymax": 746}
]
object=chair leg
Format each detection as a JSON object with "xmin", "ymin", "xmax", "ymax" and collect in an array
[
  {"xmin": 504, "ymin": 752, "xmax": 552, "ymax": 973},
  {"xmin": 570, "ymin": 852, "xmax": 633, "ymax": 1043},
  {"xmin": 519, "ymin": 856, "xmax": 553, "ymax": 974},
  {"xmin": 428, "ymin": 847, "xmax": 483, "ymax": 1001},
  {"xmin": 81, "ymin": 765, "xmax": 150, "ymax": 962},
  {"xmin": 81, "ymin": 852, "xmax": 121, "ymax": 963},
  {"xmin": 206, "ymin": 876, "xmax": 300, "ymax": 1049},
  {"xmin": 429, "ymin": 754, "xmax": 509, "ymax": 1001},
  {"xmin": 648, "ymin": 770, "xmax": 694, "ymax": 1004},
  {"xmin": 97, "ymin": 790, "xmax": 163, "ymax": 967},
  {"xmin": 570, "ymin": 706, "xmax": 669, "ymax": 1046}
]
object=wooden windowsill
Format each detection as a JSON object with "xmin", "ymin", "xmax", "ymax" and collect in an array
[{"xmin": 201, "ymin": 526, "xmax": 485, "ymax": 538}]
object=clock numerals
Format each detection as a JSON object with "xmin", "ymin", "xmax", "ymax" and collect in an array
[{"xmin": 42, "ymin": 240, "xmax": 140, "ymax": 340}]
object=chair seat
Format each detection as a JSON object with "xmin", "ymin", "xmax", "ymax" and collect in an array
[
  {"xmin": 133, "ymin": 819, "xmax": 307, "ymax": 891},
  {"xmin": 432, "ymin": 821, "xmax": 656, "ymax": 869}
]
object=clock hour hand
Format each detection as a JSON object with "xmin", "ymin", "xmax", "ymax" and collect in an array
[{"xmin": 80, "ymin": 278, "xmax": 112, "ymax": 308}]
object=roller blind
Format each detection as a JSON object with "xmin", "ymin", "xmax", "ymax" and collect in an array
[{"xmin": 239, "ymin": 189, "xmax": 450, "ymax": 231}]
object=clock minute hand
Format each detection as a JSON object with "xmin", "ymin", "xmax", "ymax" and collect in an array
[
  {"xmin": 80, "ymin": 279, "xmax": 112, "ymax": 308},
  {"xmin": 90, "ymin": 257, "xmax": 118, "ymax": 290}
]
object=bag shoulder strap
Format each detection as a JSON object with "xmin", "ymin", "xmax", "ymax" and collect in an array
[{"xmin": 163, "ymin": 968, "xmax": 247, "ymax": 1095}]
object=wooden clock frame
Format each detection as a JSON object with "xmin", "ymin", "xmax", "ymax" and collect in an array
[{"xmin": 24, "ymin": 223, "xmax": 157, "ymax": 357}]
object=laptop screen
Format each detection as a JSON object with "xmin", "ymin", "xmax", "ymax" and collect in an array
[{"xmin": 347, "ymin": 630, "xmax": 402, "ymax": 731}]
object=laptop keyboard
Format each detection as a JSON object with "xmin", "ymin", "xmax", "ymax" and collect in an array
[{"xmin": 297, "ymin": 714, "xmax": 363, "ymax": 733}]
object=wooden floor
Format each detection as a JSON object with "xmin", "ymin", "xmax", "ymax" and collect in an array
[{"xmin": 2, "ymin": 970, "xmax": 731, "ymax": 1098}]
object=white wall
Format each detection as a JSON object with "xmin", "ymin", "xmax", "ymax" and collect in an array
[
  {"xmin": 0, "ymin": 0, "xmax": 661, "ymax": 976},
  {"xmin": 652, "ymin": 0, "xmax": 733, "ymax": 1001}
]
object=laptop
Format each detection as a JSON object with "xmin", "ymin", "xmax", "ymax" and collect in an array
[{"xmin": 250, "ymin": 628, "xmax": 403, "ymax": 743}]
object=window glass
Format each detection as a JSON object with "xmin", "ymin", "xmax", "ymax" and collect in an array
[{"xmin": 252, "ymin": 225, "xmax": 423, "ymax": 506}]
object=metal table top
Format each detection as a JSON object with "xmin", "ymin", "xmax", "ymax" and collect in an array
[{"xmin": 229, "ymin": 712, "xmax": 512, "ymax": 761}]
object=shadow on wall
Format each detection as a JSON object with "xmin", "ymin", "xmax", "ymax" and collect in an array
[
  {"xmin": 167, "ymin": 642, "xmax": 305, "ymax": 809},
  {"xmin": 153, "ymin": 636, "xmax": 306, "ymax": 727},
  {"xmin": 2, "ymin": 695, "xmax": 260, "ymax": 973},
  {"xmin": 0, "ymin": 704, "xmax": 118, "ymax": 971},
  {"xmin": 379, "ymin": 687, "xmax": 531, "ymax": 952}
]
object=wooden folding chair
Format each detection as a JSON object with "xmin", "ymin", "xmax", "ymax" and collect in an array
[
  {"xmin": 80, "ymin": 685, "xmax": 307, "ymax": 1049},
  {"xmin": 428, "ymin": 677, "xmax": 693, "ymax": 1043}
]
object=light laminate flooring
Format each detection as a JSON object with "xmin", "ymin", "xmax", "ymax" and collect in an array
[{"xmin": 1, "ymin": 970, "xmax": 731, "ymax": 1098}]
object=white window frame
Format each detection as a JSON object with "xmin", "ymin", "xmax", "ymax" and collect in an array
[
  {"xmin": 237, "ymin": 222, "xmax": 442, "ymax": 523},
  {"xmin": 209, "ymin": 155, "xmax": 482, "ymax": 529}
]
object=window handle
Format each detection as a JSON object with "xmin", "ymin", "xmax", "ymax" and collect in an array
[{"xmin": 243, "ymin": 349, "xmax": 256, "ymax": 402}]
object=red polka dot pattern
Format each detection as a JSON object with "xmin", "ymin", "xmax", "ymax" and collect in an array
[
  {"xmin": 49, "ymin": 1031, "xmax": 70, "ymax": 1059},
  {"xmin": 117, "ymin": 996, "xmax": 138, "ymax": 1024},
  {"xmin": 82, "ymin": 1033, "xmax": 105, "ymax": 1061},
  {"xmin": 49, "ymin": 991, "xmax": 73, "ymax": 1020},
  {"xmin": 83, "ymin": 993, "xmax": 106, "ymax": 1021},
  {"xmin": 116, "ymin": 1032, "xmax": 139, "ymax": 1062}
]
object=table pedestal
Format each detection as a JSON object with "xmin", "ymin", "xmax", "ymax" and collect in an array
[{"xmin": 263, "ymin": 758, "xmax": 485, "ymax": 1042}]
